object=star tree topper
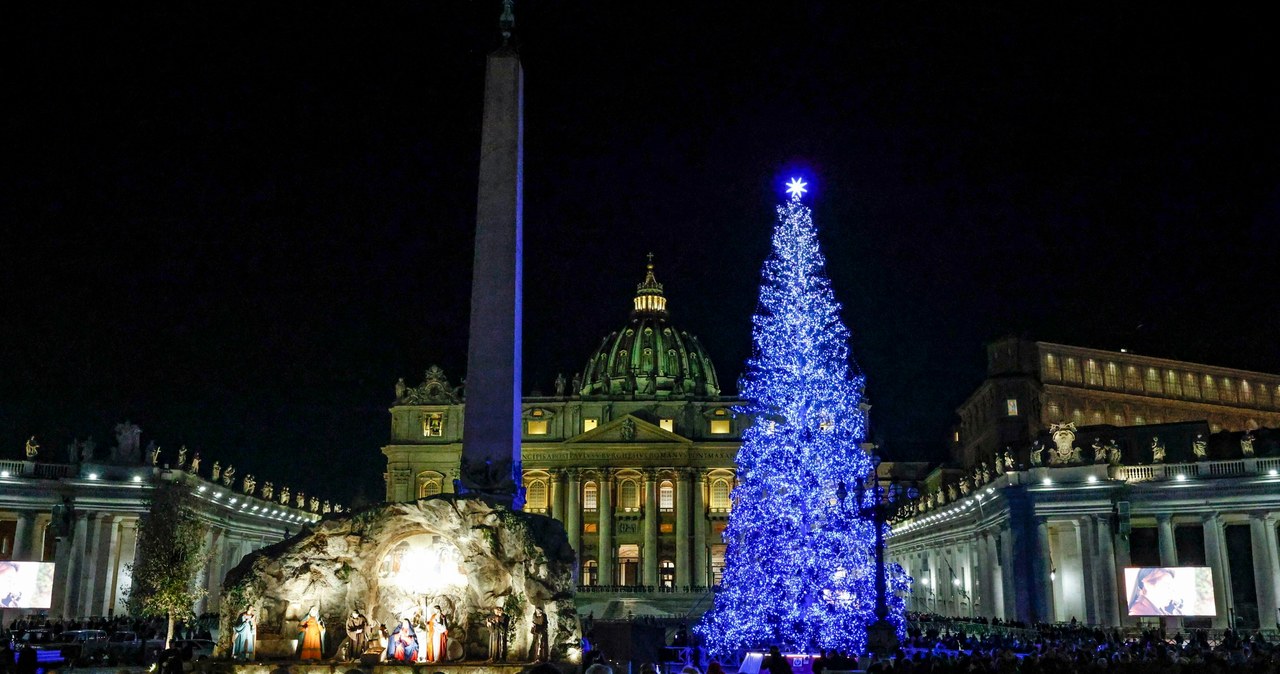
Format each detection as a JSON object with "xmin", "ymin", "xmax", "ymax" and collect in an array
[{"xmin": 785, "ymin": 177, "xmax": 808, "ymax": 200}]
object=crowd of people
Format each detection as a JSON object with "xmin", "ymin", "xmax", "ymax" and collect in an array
[{"xmin": 0, "ymin": 613, "xmax": 217, "ymax": 672}]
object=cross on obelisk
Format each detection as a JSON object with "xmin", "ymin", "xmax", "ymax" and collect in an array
[{"xmin": 459, "ymin": 0, "xmax": 524, "ymax": 508}]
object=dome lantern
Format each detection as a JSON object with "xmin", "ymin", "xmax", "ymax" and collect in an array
[{"xmin": 632, "ymin": 252, "xmax": 667, "ymax": 315}]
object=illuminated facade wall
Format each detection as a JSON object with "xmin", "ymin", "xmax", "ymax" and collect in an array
[{"xmin": 953, "ymin": 337, "xmax": 1280, "ymax": 468}]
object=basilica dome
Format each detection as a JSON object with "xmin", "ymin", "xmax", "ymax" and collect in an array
[{"xmin": 579, "ymin": 258, "xmax": 722, "ymax": 398}]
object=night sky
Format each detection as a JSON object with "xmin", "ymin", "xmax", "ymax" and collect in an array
[{"xmin": 5, "ymin": 2, "xmax": 1278, "ymax": 505}]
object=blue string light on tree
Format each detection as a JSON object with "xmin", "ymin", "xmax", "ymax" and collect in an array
[{"xmin": 697, "ymin": 176, "xmax": 908, "ymax": 657}]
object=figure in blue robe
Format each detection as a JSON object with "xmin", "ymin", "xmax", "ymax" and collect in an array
[
  {"xmin": 386, "ymin": 619, "xmax": 418, "ymax": 662},
  {"xmin": 232, "ymin": 608, "xmax": 256, "ymax": 661}
]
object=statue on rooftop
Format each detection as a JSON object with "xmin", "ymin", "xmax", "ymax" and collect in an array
[
  {"xmin": 262, "ymin": 481, "xmax": 274, "ymax": 500},
  {"xmin": 176, "ymin": 445, "xmax": 188, "ymax": 469},
  {"xmin": 1192, "ymin": 434, "xmax": 1208, "ymax": 460},
  {"xmin": 1049, "ymin": 422, "xmax": 1082, "ymax": 465},
  {"xmin": 24, "ymin": 436, "xmax": 39, "ymax": 459},
  {"xmin": 1030, "ymin": 441, "xmax": 1044, "ymax": 467},
  {"xmin": 395, "ymin": 377, "xmax": 407, "ymax": 401},
  {"xmin": 190, "ymin": 452, "xmax": 202, "ymax": 473},
  {"xmin": 150, "ymin": 443, "xmax": 162, "ymax": 466},
  {"xmin": 1241, "ymin": 431, "xmax": 1256, "ymax": 457},
  {"xmin": 1092, "ymin": 437, "xmax": 1107, "ymax": 464},
  {"xmin": 212, "ymin": 460, "xmax": 222, "ymax": 481},
  {"xmin": 243, "ymin": 474, "xmax": 256, "ymax": 495},
  {"xmin": 222, "ymin": 464, "xmax": 236, "ymax": 486},
  {"xmin": 1003, "ymin": 450, "xmax": 1014, "ymax": 471},
  {"xmin": 113, "ymin": 421, "xmax": 142, "ymax": 463},
  {"xmin": 297, "ymin": 491, "xmax": 307, "ymax": 509},
  {"xmin": 279, "ymin": 486, "xmax": 291, "ymax": 505},
  {"xmin": 554, "ymin": 373, "xmax": 566, "ymax": 397},
  {"xmin": 1106, "ymin": 439, "xmax": 1122, "ymax": 466},
  {"xmin": 1150, "ymin": 436, "xmax": 1166, "ymax": 464}
]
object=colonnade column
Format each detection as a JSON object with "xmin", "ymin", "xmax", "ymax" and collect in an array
[
  {"xmin": 1264, "ymin": 516, "xmax": 1280, "ymax": 630},
  {"xmin": 1032, "ymin": 517, "xmax": 1055, "ymax": 622},
  {"xmin": 1203, "ymin": 514, "xmax": 1230, "ymax": 629},
  {"xmin": 1112, "ymin": 523, "xmax": 1135, "ymax": 627},
  {"xmin": 598, "ymin": 470, "xmax": 614, "ymax": 586},
  {"xmin": 12, "ymin": 511, "xmax": 36, "ymax": 560},
  {"xmin": 675, "ymin": 469, "xmax": 691, "ymax": 588},
  {"xmin": 91, "ymin": 516, "xmax": 121, "ymax": 616},
  {"xmin": 1156, "ymin": 514, "xmax": 1182, "ymax": 629},
  {"xmin": 1249, "ymin": 514, "xmax": 1278, "ymax": 630},
  {"xmin": 112, "ymin": 517, "xmax": 140, "ymax": 616},
  {"xmin": 693, "ymin": 470, "xmax": 708, "ymax": 588},
  {"xmin": 643, "ymin": 470, "xmax": 659, "ymax": 586},
  {"xmin": 986, "ymin": 532, "xmax": 1003, "ymax": 620},
  {"xmin": 1095, "ymin": 515, "xmax": 1120, "ymax": 627},
  {"xmin": 1078, "ymin": 517, "xmax": 1099, "ymax": 626},
  {"xmin": 566, "ymin": 470, "xmax": 581, "ymax": 572}
]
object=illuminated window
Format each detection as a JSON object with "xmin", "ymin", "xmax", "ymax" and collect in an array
[
  {"xmin": 417, "ymin": 472, "xmax": 444, "ymax": 499},
  {"xmin": 1210, "ymin": 423, "xmax": 1222, "ymax": 433},
  {"xmin": 660, "ymin": 523, "xmax": 674, "ymax": 533},
  {"xmin": 1047, "ymin": 401, "xmax": 1062, "ymax": 420},
  {"xmin": 1085, "ymin": 360, "xmax": 1103, "ymax": 387},
  {"xmin": 583, "ymin": 523, "xmax": 598, "ymax": 533},
  {"xmin": 620, "ymin": 479, "xmax": 639, "ymax": 511},
  {"xmin": 1072, "ymin": 409, "xmax": 1083, "ymax": 424},
  {"xmin": 659, "ymin": 480, "xmax": 674, "ymax": 510},
  {"xmin": 1258, "ymin": 384, "xmax": 1272, "ymax": 408},
  {"xmin": 711, "ymin": 545, "xmax": 727, "ymax": 585},
  {"xmin": 1043, "ymin": 354, "xmax": 1061, "ymax": 381},
  {"xmin": 660, "ymin": 560, "xmax": 676, "ymax": 588},
  {"xmin": 710, "ymin": 420, "xmax": 731, "ymax": 434},
  {"xmin": 1113, "ymin": 413, "xmax": 1125, "ymax": 425},
  {"xmin": 1220, "ymin": 378, "xmax": 1236, "ymax": 403},
  {"xmin": 953, "ymin": 431, "xmax": 961, "ymax": 443},
  {"xmin": 583, "ymin": 418, "xmax": 598, "ymax": 432},
  {"xmin": 1006, "ymin": 399, "xmax": 1018, "ymax": 416},
  {"xmin": 659, "ymin": 418, "xmax": 675, "ymax": 432},
  {"xmin": 1063, "ymin": 358, "xmax": 1082, "ymax": 383},
  {"xmin": 527, "ymin": 480, "xmax": 547, "ymax": 510},
  {"xmin": 422, "ymin": 413, "xmax": 444, "ymax": 437},
  {"xmin": 1202, "ymin": 375, "xmax": 1217, "ymax": 400},
  {"xmin": 1184, "ymin": 373, "xmax": 1201, "ymax": 399},
  {"xmin": 1105, "ymin": 362, "xmax": 1120, "ymax": 388},
  {"xmin": 1091, "ymin": 410, "xmax": 1104, "ymax": 425},
  {"xmin": 1144, "ymin": 368, "xmax": 1162, "ymax": 394},
  {"xmin": 583, "ymin": 560, "xmax": 598, "ymax": 586},
  {"xmin": 1124, "ymin": 366, "xmax": 1142, "ymax": 391},
  {"xmin": 583, "ymin": 482, "xmax": 598, "ymax": 511},
  {"xmin": 527, "ymin": 420, "xmax": 548, "ymax": 435},
  {"xmin": 1240, "ymin": 381, "xmax": 1255, "ymax": 404},
  {"xmin": 1165, "ymin": 370, "xmax": 1181, "ymax": 397},
  {"xmin": 1134, "ymin": 416, "xmax": 1145, "ymax": 425},
  {"xmin": 710, "ymin": 478, "xmax": 731, "ymax": 510}
]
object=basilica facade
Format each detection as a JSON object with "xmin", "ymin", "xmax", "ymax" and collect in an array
[{"xmin": 382, "ymin": 262, "xmax": 744, "ymax": 616}]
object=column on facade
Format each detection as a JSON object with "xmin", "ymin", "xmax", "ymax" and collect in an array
[
  {"xmin": 549, "ymin": 470, "xmax": 563, "ymax": 522},
  {"xmin": 1265, "ymin": 516, "xmax": 1280, "ymax": 630},
  {"xmin": 1077, "ymin": 516, "xmax": 1099, "ymax": 626},
  {"xmin": 985, "ymin": 531, "xmax": 1003, "ymax": 620},
  {"xmin": 675, "ymin": 469, "xmax": 691, "ymax": 588},
  {"xmin": 598, "ymin": 470, "xmax": 614, "ymax": 586},
  {"xmin": 1112, "ymin": 522, "xmax": 1135, "ymax": 627},
  {"xmin": 75, "ymin": 514, "xmax": 105, "ymax": 618},
  {"xmin": 1156, "ymin": 514, "xmax": 1182, "ymax": 629},
  {"xmin": 643, "ymin": 470, "xmax": 659, "ymax": 586},
  {"xmin": 1034, "ymin": 517, "xmax": 1055, "ymax": 623},
  {"xmin": 11, "ymin": 510, "xmax": 37, "ymax": 560},
  {"xmin": 91, "ymin": 516, "xmax": 122, "ymax": 616},
  {"xmin": 999, "ymin": 529, "xmax": 1019, "ymax": 621},
  {"xmin": 566, "ymin": 470, "xmax": 581, "ymax": 574},
  {"xmin": 693, "ymin": 469, "xmax": 708, "ymax": 588},
  {"xmin": 1203, "ymin": 514, "xmax": 1231, "ymax": 629},
  {"xmin": 1249, "ymin": 514, "xmax": 1279, "ymax": 630},
  {"xmin": 112, "ymin": 517, "xmax": 140, "ymax": 616},
  {"xmin": 63, "ymin": 514, "xmax": 90, "ymax": 618},
  {"xmin": 1095, "ymin": 515, "xmax": 1120, "ymax": 627}
]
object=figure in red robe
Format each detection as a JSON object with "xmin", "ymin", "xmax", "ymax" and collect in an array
[
  {"xmin": 299, "ymin": 606, "xmax": 326, "ymax": 660},
  {"xmin": 425, "ymin": 605, "xmax": 448, "ymax": 662}
]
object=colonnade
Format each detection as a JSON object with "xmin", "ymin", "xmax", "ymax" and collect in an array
[{"xmin": 894, "ymin": 510, "xmax": 1280, "ymax": 629}]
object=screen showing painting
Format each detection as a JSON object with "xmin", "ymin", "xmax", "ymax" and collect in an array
[
  {"xmin": 0, "ymin": 561, "xmax": 56, "ymax": 608},
  {"xmin": 1124, "ymin": 566, "xmax": 1216, "ymax": 616}
]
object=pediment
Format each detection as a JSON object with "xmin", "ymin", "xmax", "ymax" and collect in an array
[{"xmin": 566, "ymin": 414, "xmax": 691, "ymax": 445}]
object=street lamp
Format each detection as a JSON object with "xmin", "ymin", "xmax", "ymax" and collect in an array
[{"xmin": 860, "ymin": 453, "xmax": 918, "ymax": 656}]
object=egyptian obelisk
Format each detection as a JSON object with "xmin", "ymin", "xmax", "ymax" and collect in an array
[{"xmin": 460, "ymin": 0, "xmax": 524, "ymax": 507}]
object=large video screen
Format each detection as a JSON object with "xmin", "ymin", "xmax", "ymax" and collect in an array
[
  {"xmin": 0, "ymin": 561, "xmax": 56, "ymax": 609},
  {"xmin": 1124, "ymin": 566, "xmax": 1216, "ymax": 616}
]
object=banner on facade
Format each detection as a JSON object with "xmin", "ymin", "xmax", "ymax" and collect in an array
[
  {"xmin": 1123, "ymin": 566, "xmax": 1216, "ymax": 616},
  {"xmin": 0, "ymin": 561, "xmax": 56, "ymax": 608}
]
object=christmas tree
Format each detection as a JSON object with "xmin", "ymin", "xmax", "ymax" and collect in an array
[{"xmin": 699, "ymin": 178, "xmax": 905, "ymax": 657}]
